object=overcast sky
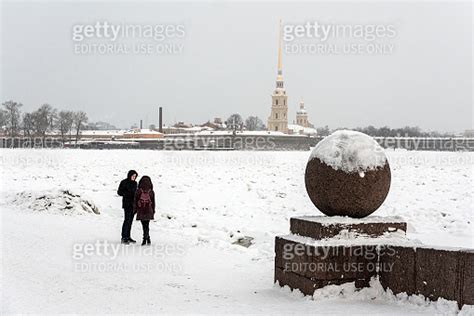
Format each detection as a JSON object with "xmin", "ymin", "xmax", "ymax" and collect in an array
[{"xmin": 1, "ymin": 1, "xmax": 472, "ymax": 132}]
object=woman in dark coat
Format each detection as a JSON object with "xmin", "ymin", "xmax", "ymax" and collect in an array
[{"xmin": 133, "ymin": 176, "xmax": 155, "ymax": 245}]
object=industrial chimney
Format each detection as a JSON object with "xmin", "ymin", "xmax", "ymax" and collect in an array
[
  {"xmin": 159, "ymin": 107, "xmax": 163, "ymax": 133},
  {"xmin": 140, "ymin": 119, "xmax": 143, "ymax": 130}
]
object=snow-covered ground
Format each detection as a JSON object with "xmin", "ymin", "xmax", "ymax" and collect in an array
[{"xmin": 1, "ymin": 149, "xmax": 473, "ymax": 314}]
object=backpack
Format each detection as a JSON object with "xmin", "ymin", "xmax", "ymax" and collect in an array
[{"xmin": 137, "ymin": 189, "xmax": 152, "ymax": 212}]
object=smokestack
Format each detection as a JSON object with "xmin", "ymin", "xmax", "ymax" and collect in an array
[
  {"xmin": 159, "ymin": 107, "xmax": 163, "ymax": 133},
  {"xmin": 140, "ymin": 120, "xmax": 143, "ymax": 129}
]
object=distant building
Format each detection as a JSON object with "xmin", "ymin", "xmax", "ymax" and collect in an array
[
  {"xmin": 161, "ymin": 124, "xmax": 214, "ymax": 134},
  {"xmin": 287, "ymin": 124, "xmax": 317, "ymax": 136},
  {"xmin": 85, "ymin": 121, "xmax": 117, "ymax": 130},
  {"xmin": 122, "ymin": 129, "xmax": 163, "ymax": 139},
  {"xmin": 288, "ymin": 100, "xmax": 316, "ymax": 135},
  {"xmin": 267, "ymin": 22, "xmax": 315, "ymax": 135},
  {"xmin": 200, "ymin": 118, "xmax": 226, "ymax": 130},
  {"xmin": 80, "ymin": 130, "xmax": 124, "ymax": 139},
  {"xmin": 201, "ymin": 121, "xmax": 219, "ymax": 129},
  {"xmin": 173, "ymin": 121, "xmax": 193, "ymax": 128},
  {"xmin": 464, "ymin": 130, "xmax": 474, "ymax": 138},
  {"xmin": 295, "ymin": 101, "xmax": 313, "ymax": 128},
  {"xmin": 267, "ymin": 21, "xmax": 288, "ymax": 133}
]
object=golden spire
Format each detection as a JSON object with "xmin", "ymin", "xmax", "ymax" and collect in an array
[{"xmin": 277, "ymin": 19, "xmax": 283, "ymax": 76}]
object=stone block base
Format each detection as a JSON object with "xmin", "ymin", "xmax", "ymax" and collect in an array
[
  {"xmin": 275, "ymin": 225, "xmax": 474, "ymax": 308},
  {"xmin": 379, "ymin": 246, "xmax": 474, "ymax": 306},
  {"xmin": 290, "ymin": 216, "xmax": 407, "ymax": 240}
]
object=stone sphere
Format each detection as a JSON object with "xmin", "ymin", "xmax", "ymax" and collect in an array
[{"xmin": 305, "ymin": 130, "xmax": 391, "ymax": 218}]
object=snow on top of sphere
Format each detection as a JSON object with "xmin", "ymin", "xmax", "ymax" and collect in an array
[{"xmin": 309, "ymin": 130, "xmax": 388, "ymax": 173}]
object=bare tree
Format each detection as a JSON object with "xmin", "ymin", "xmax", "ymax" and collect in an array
[
  {"xmin": 353, "ymin": 125, "xmax": 429, "ymax": 137},
  {"xmin": 0, "ymin": 109, "xmax": 7, "ymax": 133},
  {"xmin": 58, "ymin": 110, "xmax": 74, "ymax": 143},
  {"xmin": 316, "ymin": 125, "xmax": 330, "ymax": 136},
  {"xmin": 2, "ymin": 100, "xmax": 23, "ymax": 136},
  {"xmin": 245, "ymin": 116, "xmax": 265, "ymax": 131},
  {"xmin": 22, "ymin": 112, "xmax": 35, "ymax": 137},
  {"xmin": 225, "ymin": 114, "xmax": 243, "ymax": 131},
  {"xmin": 73, "ymin": 111, "xmax": 88, "ymax": 144},
  {"xmin": 49, "ymin": 108, "xmax": 58, "ymax": 131},
  {"xmin": 32, "ymin": 104, "xmax": 55, "ymax": 140}
]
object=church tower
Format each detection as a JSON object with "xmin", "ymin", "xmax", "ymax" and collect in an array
[
  {"xmin": 267, "ymin": 20, "xmax": 288, "ymax": 133},
  {"xmin": 296, "ymin": 101, "xmax": 309, "ymax": 127}
]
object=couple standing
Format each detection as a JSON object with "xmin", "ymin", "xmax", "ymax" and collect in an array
[{"xmin": 117, "ymin": 170, "xmax": 156, "ymax": 246}]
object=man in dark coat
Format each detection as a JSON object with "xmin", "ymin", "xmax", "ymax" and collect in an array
[{"xmin": 117, "ymin": 170, "xmax": 138, "ymax": 244}]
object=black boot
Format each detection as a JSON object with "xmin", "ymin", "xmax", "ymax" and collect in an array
[
  {"xmin": 141, "ymin": 238, "xmax": 147, "ymax": 246},
  {"xmin": 121, "ymin": 238, "xmax": 130, "ymax": 245},
  {"xmin": 128, "ymin": 238, "xmax": 136, "ymax": 243},
  {"xmin": 146, "ymin": 237, "xmax": 151, "ymax": 245}
]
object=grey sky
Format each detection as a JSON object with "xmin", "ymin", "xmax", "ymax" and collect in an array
[{"xmin": 1, "ymin": 1, "xmax": 472, "ymax": 132}]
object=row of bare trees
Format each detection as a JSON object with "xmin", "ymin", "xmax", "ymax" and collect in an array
[
  {"xmin": 225, "ymin": 114, "xmax": 266, "ymax": 131},
  {"xmin": 1, "ymin": 100, "xmax": 88, "ymax": 143}
]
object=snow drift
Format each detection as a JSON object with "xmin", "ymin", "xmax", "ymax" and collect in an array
[{"xmin": 10, "ymin": 190, "xmax": 100, "ymax": 215}]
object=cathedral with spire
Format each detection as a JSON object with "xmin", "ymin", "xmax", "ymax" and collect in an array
[{"xmin": 267, "ymin": 21, "xmax": 315, "ymax": 135}]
